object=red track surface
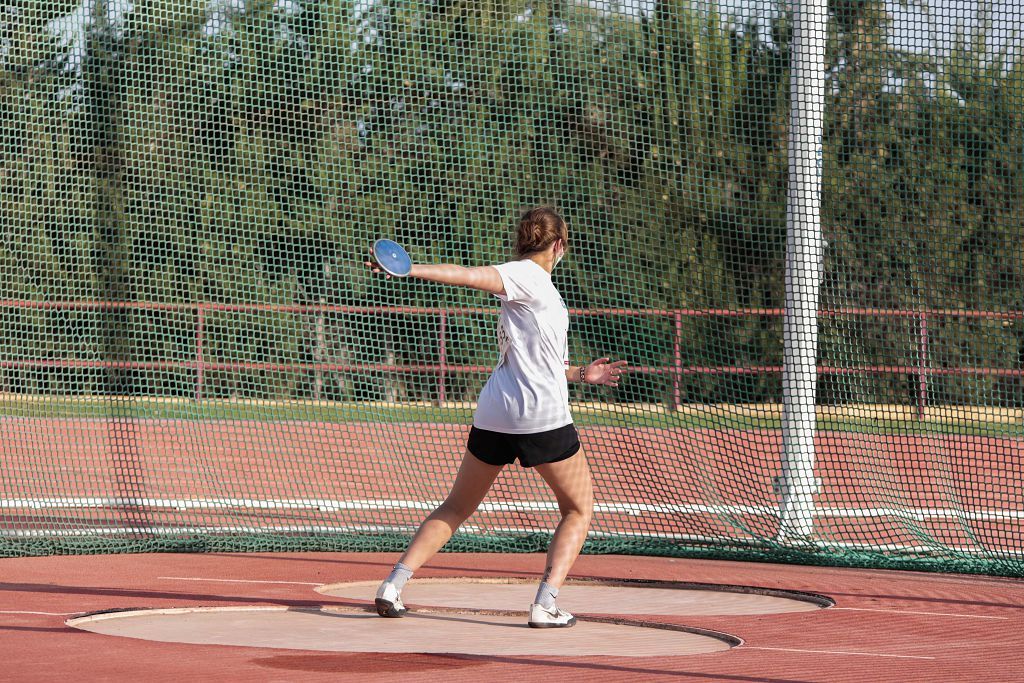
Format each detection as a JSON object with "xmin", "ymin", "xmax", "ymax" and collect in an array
[
  {"xmin": 3, "ymin": 419, "xmax": 1022, "ymax": 551},
  {"xmin": 0, "ymin": 553, "xmax": 1022, "ymax": 681}
]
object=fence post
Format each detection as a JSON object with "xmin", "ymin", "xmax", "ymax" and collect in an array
[
  {"xmin": 438, "ymin": 310, "xmax": 447, "ymax": 407},
  {"xmin": 195, "ymin": 306, "xmax": 204, "ymax": 402},
  {"xmin": 917, "ymin": 311, "xmax": 928, "ymax": 420},
  {"xmin": 673, "ymin": 310, "xmax": 682, "ymax": 411},
  {"xmin": 778, "ymin": 0, "xmax": 827, "ymax": 542},
  {"xmin": 314, "ymin": 302, "xmax": 325, "ymax": 402}
]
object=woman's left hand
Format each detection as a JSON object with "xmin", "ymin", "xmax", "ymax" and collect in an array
[{"xmin": 584, "ymin": 358, "xmax": 629, "ymax": 387}]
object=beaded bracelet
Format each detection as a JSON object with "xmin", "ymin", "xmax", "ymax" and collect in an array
[{"xmin": 579, "ymin": 366, "xmax": 587, "ymax": 384}]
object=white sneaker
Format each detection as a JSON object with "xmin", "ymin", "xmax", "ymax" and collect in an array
[
  {"xmin": 375, "ymin": 581, "xmax": 408, "ymax": 618},
  {"xmin": 528, "ymin": 603, "xmax": 576, "ymax": 628}
]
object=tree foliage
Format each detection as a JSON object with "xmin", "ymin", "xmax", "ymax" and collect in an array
[{"xmin": 0, "ymin": 0, "xmax": 1019, "ymax": 405}]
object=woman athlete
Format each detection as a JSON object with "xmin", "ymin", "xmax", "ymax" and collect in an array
[{"xmin": 367, "ymin": 207, "xmax": 627, "ymax": 628}]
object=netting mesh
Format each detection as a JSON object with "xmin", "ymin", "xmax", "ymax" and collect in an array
[{"xmin": 0, "ymin": 0, "xmax": 1021, "ymax": 575}]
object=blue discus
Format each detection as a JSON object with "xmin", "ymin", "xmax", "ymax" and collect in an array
[{"xmin": 372, "ymin": 238, "xmax": 412, "ymax": 278}]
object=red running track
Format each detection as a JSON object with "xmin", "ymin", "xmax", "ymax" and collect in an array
[{"xmin": 0, "ymin": 552, "xmax": 1022, "ymax": 682}]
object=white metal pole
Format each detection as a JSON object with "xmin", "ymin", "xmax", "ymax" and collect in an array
[{"xmin": 779, "ymin": 0, "xmax": 827, "ymax": 542}]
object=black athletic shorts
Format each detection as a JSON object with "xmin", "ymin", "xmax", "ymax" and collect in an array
[{"xmin": 467, "ymin": 424, "xmax": 581, "ymax": 468}]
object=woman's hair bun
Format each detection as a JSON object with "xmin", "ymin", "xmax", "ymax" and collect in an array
[{"xmin": 515, "ymin": 207, "xmax": 568, "ymax": 257}]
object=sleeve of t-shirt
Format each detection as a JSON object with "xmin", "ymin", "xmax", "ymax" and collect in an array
[{"xmin": 492, "ymin": 261, "xmax": 540, "ymax": 304}]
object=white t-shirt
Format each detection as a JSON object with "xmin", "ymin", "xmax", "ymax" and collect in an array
[{"xmin": 472, "ymin": 259, "xmax": 572, "ymax": 434}]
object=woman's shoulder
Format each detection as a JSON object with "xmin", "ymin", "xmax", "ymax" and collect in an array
[
  {"xmin": 495, "ymin": 258, "xmax": 550, "ymax": 278},
  {"xmin": 494, "ymin": 258, "xmax": 532, "ymax": 270}
]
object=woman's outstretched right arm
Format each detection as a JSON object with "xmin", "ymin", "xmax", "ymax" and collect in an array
[
  {"xmin": 366, "ymin": 248, "xmax": 505, "ymax": 295},
  {"xmin": 409, "ymin": 264, "xmax": 505, "ymax": 296}
]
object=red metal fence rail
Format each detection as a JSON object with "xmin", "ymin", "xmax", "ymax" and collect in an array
[{"xmin": 1, "ymin": 301, "xmax": 1021, "ymax": 416}]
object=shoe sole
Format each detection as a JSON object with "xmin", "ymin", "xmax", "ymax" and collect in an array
[
  {"xmin": 528, "ymin": 616, "xmax": 577, "ymax": 628},
  {"xmin": 375, "ymin": 598, "xmax": 408, "ymax": 618}
]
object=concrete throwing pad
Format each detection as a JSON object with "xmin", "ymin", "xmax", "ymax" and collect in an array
[
  {"xmin": 67, "ymin": 606, "xmax": 736, "ymax": 657},
  {"xmin": 318, "ymin": 578, "xmax": 832, "ymax": 616}
]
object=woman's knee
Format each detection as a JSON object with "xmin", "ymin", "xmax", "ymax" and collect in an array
[
  {"xmin": 559, "ymin": 505, "xmax": 592, "ymax": 528},
  {"xmin": 434, "ymin": 499, "xmax": 476, "ymax": 524},
  {"xmin": 556, "ymin": 488, "xmax": 594, "ymax": 519}
]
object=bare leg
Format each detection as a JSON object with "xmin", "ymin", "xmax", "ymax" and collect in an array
[
  {"xmin": 534, "ymin": 448, "xmax": 594, "ymax": 589},
  {"xmin": 397, "ymin": 450, "xmax": 502, "ymax": 571}
]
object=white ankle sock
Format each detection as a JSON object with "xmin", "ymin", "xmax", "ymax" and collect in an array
[
  {"xmin": 385, "ymin": 562, "xmax": 413, "ymax": 591},
  {"xmin": 534, "ymin": 581, "xmax": 558, "ymax": 609}
]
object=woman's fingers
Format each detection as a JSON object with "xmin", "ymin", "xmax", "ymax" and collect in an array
[
  {"xmin": 583, "ymin": 360, "xmax": 628, "ymax": 385},
  {"xmin": 591, "ymin": 358, "xmax": 628, "ymax": 368},
  {"xmin": 601, "ymin": 359, "xmax": 628, "ymax": 386},
  {"xmin": 365, "ymin": 255, "xmax": 391, "ymax": 279}
]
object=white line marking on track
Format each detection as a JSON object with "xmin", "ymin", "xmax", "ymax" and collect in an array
[
  {"xmin": 0, "ymin": 610, "xmax": 77, "ymax": 616},
  {"xmin": 832, "ymin": 607, "xmax": 1009, "ymax": 620},
  {"xmin": 2, "ymin": 521, "xmax": 1021, "ymax": 557},
  {"xmin": 3, "ymin": 497, "xmax": 1023, "ymax": 522},
  {"xmin": 744, "ymin": 646, "xmax": 936, "ymax": 660},
  {"xmin": 158, "ymin": 576, "xmax": 322, "ymax": 586}
]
